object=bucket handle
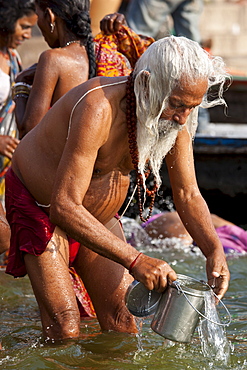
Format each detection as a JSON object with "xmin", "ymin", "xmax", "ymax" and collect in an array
[{"xmin": 173, "ymin": 280, "xmax": 232, "ymax": 327}]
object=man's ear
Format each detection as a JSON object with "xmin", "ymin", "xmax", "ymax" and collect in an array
[
  {"xmin": 140, "ymin": 70, "xmax": 150, "ymax": 88},
  {"xmin": 138, "ymin": 70, "xmax": 150, "ymax": 101}
]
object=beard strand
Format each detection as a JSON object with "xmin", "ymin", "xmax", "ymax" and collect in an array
[{"xmin": 137, "ymin": 119, "xmax": 183, "ymax": 189}]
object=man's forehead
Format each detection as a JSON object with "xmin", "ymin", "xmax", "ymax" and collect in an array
[
  {"xmin": 170, "ymin": 78, "xmax": 208, "ymax": 99},
  {"xmin": 173, "ymin": 76, "xmax": 208, "ymax": 90}
]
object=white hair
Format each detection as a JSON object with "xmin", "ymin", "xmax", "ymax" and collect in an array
[{"xmin": 132, "ymin": 35, "xmax": 230, "ymax": 188}]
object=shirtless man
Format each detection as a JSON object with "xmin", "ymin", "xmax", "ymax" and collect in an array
[{"xmin": 5, "ymin": 36, "xmax": 230, "ymax": 342}]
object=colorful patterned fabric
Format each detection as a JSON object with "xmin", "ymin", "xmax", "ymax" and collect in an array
[
  {"xmin": 0, "ymin": 49, "xmax": 21, "ymax": 205},
  {"xmin": 94, "ymin": 25, "xmax": 154, "ymax": 76},
  {"xmin": 69, "ymin": 267, "xmax": 96, "ymax": 317}
]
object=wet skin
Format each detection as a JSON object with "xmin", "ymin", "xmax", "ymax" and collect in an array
[{"xmin": 14, "ymin": 4, "xmax": 90, "ymax": 138}]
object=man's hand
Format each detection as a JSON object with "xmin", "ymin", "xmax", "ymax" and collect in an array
[
  {"xmin": 100, "ymin": 12, "xmax": 127, "ymax": 35},
  {"xmin": 129, "ymin": 253, "xmax": 177, "ymax": 293},
  {"xmin": 206, "ymin": 249, "xmax": 230, "ymax": 300}
]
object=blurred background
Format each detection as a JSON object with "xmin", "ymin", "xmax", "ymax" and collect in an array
[{"xmin": 19, "ymin": 0, "xmax": 247, "ymax": 74}]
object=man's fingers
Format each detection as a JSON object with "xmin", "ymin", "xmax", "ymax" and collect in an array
[
  {"xmin": 212, "ymin": 271, "xmax": 220, "ymax": 278},
  {"xmin": 154, "ymin": 271, "xmax": 177, "ymax": 293},
  {"xmin": 208, "ymin": 275, "xmax": 229, "ymax": 301}
]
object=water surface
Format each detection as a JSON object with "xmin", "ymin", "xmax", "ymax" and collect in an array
[{"xmin": 0, "ymin": 223, "xmax": 247, "ymax": 370}]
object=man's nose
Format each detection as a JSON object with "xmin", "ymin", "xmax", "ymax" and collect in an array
[{"xmin": 172, "ymin": 108, "xmax": 192, "ymax": 125}]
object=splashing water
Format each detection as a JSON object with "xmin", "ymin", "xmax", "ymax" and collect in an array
[
  {"xmin": 121, "ymin": 216, "xmax": 202, "ymax": 257},
  {"xmin": 135, "ymin": 317, "xmax": 144, "ymax": 352},
  {"xmin": 198, "ymin": 290, "xmax": 234, "ymax": 365},
  {"xmin": 122, "ymin": 217, "xmax": 234, "ymax": 366}
]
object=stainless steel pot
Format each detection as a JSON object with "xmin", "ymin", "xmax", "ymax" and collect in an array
[{"xmin": 151, "ymin": 274, "xmax": 211, "ymax": 343}]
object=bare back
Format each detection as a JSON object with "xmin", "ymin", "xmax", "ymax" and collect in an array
[
  {"xmin": 12, "ymin": 76, "xmax": 133, "ymax": 223},
  {"xmin": 16, "ymin": 44, "xmax": 90, "ymax": 137}
]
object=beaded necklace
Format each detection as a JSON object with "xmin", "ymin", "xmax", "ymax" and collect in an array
[
  {"xmin": 64, "ymin": 40, "xmax": 80, "ymax": 47},
  {"xmin": 126, "ymin": 73, "xmax": 158, "ymax": 222}
]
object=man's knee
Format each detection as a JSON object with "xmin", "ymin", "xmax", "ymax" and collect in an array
[
  {"xmin": 98, "ymin": 302, "xmax": 137, "ymax": 334},
  {"xmin": 42, "ymin": 308, "xmax": 81, "ymax": 341}
]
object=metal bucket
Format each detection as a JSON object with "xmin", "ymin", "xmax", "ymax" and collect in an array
[{"xmin": 151, "ymin": 274, "xmax": 211, "ymax": 343}]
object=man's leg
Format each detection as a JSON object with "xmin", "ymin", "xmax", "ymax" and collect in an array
[
  {"xmin": 126, "ymin": 0, "xmax": 172, "ymax": 38},
  {"xmin": 24, "ymin": 226, "xmax": 81, "ymax": 341},
  {"xmin": 172, "ymin": 0, "xmax": 203, "ymax": 43},
  {"xmin": 73, "ymin": 218, "xmax": 137, "ymax": 333}
]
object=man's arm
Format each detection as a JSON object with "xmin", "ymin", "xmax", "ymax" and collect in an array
[
  {"xmin": 49, "ymin": 85, "xmax": 177, "ymax": 292},
  {"xmin": 165, "ymin": 127, "xmax": 230, "ymax": 299}
]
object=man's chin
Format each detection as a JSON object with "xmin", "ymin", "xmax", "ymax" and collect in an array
[
  {"xmin": 137, "ymin": 119, "xmax": 182, "ymax": 187},
  {"xmin": 158, "ymin": 119, "xmax": 183, "ymax": 137}
]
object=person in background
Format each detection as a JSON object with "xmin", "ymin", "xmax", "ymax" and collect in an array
[
  {"xmin": 140, "ymin": 211, "xmax": 247, "ymax": 256},
  {"xmin": 0, "ymin": 0, "xmax": 37, "ymax": 205},
  {"xmin": 13, "ymin": 0, "xmax": 96, "ymax": 139},
  {"xmin": 13, "ymin": 0, "xmax": 154, "ymax": 139},
  {"xmin": 125, "ymin": 0, "xmax": 203, "ymax": 43},
  {"xmin": 6, "ymin": 35, "xmax": 230, "ymax": 342}
]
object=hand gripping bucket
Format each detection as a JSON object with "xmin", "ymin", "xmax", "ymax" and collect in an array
[{"xmin": 150, "ymin": 274, "xmax": 231, "ymax": 343}]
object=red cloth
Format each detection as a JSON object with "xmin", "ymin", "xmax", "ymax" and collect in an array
[
  {"xmin": 5, "ymin": 168, "xmax": 96, "ymax": 317},
  {"xmin": 5, "ymin": 168, "xmax": 80, "ymax": 277}
]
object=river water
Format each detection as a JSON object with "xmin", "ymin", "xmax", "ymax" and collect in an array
[{"xmin": 0, "ymin": 219, "xmax": 247, "ymax": 370}]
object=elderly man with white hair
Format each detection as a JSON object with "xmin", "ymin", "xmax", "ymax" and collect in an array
[{"xmin": 5, "ymin": 35, "xmax": 230, "ymax": 342}]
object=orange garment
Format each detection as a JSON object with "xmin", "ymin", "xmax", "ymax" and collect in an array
[{"xmin": 94, "ymin": 25, "xmax": 154, "ymax": 76}]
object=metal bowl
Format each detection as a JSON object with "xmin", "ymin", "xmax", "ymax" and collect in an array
[{"xmin": 125, "ymin": 280, "xmax": 162, "ymax": 317}]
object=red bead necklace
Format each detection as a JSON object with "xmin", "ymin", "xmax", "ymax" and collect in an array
[{"xmin": 126, "ymin": 73, "xmax": 158, "ymax": 222}]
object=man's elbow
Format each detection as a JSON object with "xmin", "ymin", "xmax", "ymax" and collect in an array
[
  {"xmin": 174, "ymin": 186, "xmax": 202, "ymax": 205},
  {"xmin": 49, "ymin": 201, "xmax": 68, "ymax": 227}
]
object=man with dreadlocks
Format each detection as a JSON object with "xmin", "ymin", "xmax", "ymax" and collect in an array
[{"xmin": 5, "ymin": 35, "xmax": 230, "ymax": 342}]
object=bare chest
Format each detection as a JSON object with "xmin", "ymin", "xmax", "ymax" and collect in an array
[{"xmin": 84, "ymin": 169, "xmax": 131, "ymax": 223}]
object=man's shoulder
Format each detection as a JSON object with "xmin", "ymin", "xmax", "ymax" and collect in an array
[{"xmin": 68, "ymin": 76, "xmax": 127, "ymax": 103}]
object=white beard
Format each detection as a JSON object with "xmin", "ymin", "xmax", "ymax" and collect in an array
[{"xmin": 137, "ymin": 119, "xmax": 184, "ymax": 189}]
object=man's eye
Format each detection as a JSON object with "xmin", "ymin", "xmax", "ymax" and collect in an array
[
  {"xmin": 169, "ymin": 101, "xmax": 179, "ymax": 109},
  {"xmin": 169, "ymin": 102, "xmax": 196, "ymax": 110},
  {"xmin": 170, "ymin": 102, "xmax": 183, "ymax": 109}
]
